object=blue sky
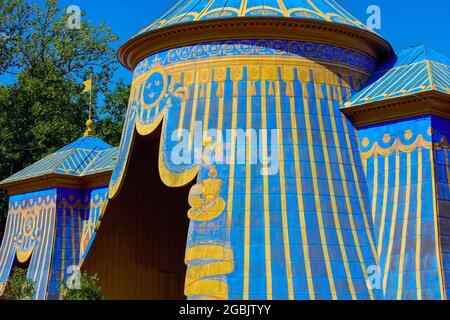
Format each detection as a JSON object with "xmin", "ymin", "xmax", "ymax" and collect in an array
[{"xmin": 4, "ymin": 0, "xmax": 450, "ymax": 84}]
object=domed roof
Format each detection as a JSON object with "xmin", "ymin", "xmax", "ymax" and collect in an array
[
  {"xmin": 119, "ymin": 0, "xmax": 393, "ymax": 71},
  {"xmin": 137, "ymin": 0, "xmax": 373, "ymax": 35}
]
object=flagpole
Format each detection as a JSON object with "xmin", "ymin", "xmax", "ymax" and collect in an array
[
  {"xmin": 89, "ymin": 72, "xmax": 93, "ymax": 121},
  {"xmin": 84, "ymin": 74, "xmax": 95, "ymax": 137}
]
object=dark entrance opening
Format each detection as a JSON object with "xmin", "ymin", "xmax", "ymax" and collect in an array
[
  {"xmin": 83, "ymin": 127, "xmax": 192, "ymax": 300},
  {"xmin": 11, "ymin": 256, "xmax": 31, "ymax": 271}
]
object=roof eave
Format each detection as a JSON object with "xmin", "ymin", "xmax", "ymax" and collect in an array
[
  {"xmin": 118, "ymin": 17, "xmax": 393, "ymax": 71},
  {"xmin": 342, "ymin": 90, "xmax": 450, "ymax": 128},
  {"xmin": 0, "ymin": 171, "xmax": 113, "ymax": 196}
]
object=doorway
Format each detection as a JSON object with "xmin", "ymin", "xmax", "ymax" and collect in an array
[{"xmin": 83, "ymin": 128, "xmax": 193, "ymax": 300}]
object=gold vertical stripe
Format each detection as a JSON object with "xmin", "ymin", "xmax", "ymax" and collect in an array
[
  {"xmin": 44, "ymin": 208, "xmax": 56, "ymax": 299},
  {"xmin": 0, "ymin": 209, "xmax": 14, "ymax": 274},
  {"xmin": 217, "ymin": 84, "xmax": 225, "ymax": 133},
  {"xmin": 15, "ymin": 213, "xmax": 23, "ymax": 266},
  {"xmin": 239, "ymin": 0, "xmax": 248, "ymax": 14},
  {"xmin": 27, "ymin": 210, "xmax": 43, "ymax": 299},
  {"xmin": 196, "ymin": 0, "xmax": 214, "ymax": 20},
  {"xmin": 188, "ymin": 72, "xmax": 201, "ymax": 149},
  {"xmin": 276, "ymin": 0, "xmax": 288, "ymax": 13},
  {"xmin": 37, "ymin": 208, "xmax": 54, "ymax": 298},
  {"xmin": 31, "ymin": 209, "xmax": 45, "ymax": 294},
  {"xmin": 371, "ymin": 154, "xmax": 379, "ymax": 223},
  {"xmin": 325, "ymin": 85, "xmax": 374, "ymax": 300},
  {"xmin": 47, "ymin": 206, "xmax": 58, "ymax": 300},
  {"xmin": 397, "ymin": 152, "xmax": 411, "ymax": 299},
  {"xmin": 337, "ymin": 86, "xmax": 379, "ymax": 261},
  {"xmin": 226, "ymin": 78, "xmax": 239, "ymax": 231},
  {"xmin": 382, "ymin": 150, "xmax": 401, "ymax": 293},
  {"xmin": 317, "ymin": 84, "xmax": 355, "ymax": 299},
  {"xmin": 14, "ymin": 213, "xmax": 22, "ymax": 264},
  {"xmin": 377, "ymin": 155, "xmax": 390, "ymax": 255},
  {"xmin": 203, "ymin": 83, "xmax": 212, "ymax": 134},
  {"xmin": 302, "ymin": 82, "xmax": 336, "ymax": 299},
  {"xmin": 289, "ymin": 86, "xmax": 315, "ymax": 299},
  {"xmin": 363, "ymin": 157, "xmax": 368, "ymax": 175},
  {"xmin": 445, "ymin": 149, "xmax": 450, "ymax": 197},
  {"xmin": 71, "ymin": 208, "xmax": 76, "ymax": 265},
  {"xmin": 243, "ymin": 81, "xmax": 252, "ymax": 300},
  {"xmin": 275, "ymin": 82, "xmax": 294, "ymax": 299},
  {"xmin": 31, "ymin": 209, "xmax": 46, "ymax": 283},
  {"xmin": 60, "ymin": 206, "xmax": 66, "ymax": 286},
  {"xmin": 261, "ymin": 80, "xmax": 273, "ymax": 299},
  {"xmin": 77, "ymin": 208, "xmax": 82, "ymax": 257},
  {"xmin": 416, "ymin": 146, "xmax": 423, "ymax": 300},
  {"xmin": 430, "ymin": 145, "xmax": 446, "ymax": 299},
  {"xmin": 178, "ymin": 99, "xmax": 187, "ymax": 139}
]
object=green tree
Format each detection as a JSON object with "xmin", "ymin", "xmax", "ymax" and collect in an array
[
  {"xmin": 3, "ymin": 267, "xmax": 35, "ymax": 300},
  {"xmin": 0, "ymin": 0, "xmax": 122, "ymax": 240},
  {"xmin": 0, "ymin": 0, "xmax": 29, "ymax": 74},
  {"xmin": 96, "ymin": 80, "xmax": 130, "ymax": 147},
  {"xmin": 1, "ymin": 0, "xmax": 118, "ymax": 89},
  {"xmin": 63, "ymin": 273, "xmax": 105, "ymax": 300}
]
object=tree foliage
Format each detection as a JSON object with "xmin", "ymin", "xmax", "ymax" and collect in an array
[
  {"xmin": 0, "ymin": 0, "xmax": 129, "ymax": 242},
  {"xmin": 63, "ymin": 273, "xmax": 105, "ymax": 300},
  {"xmin": 1, "ymin": 0, "xmax": 118, "ymax": 87},
  {"xmin": 0, "ymin": 0, "xmax": 29, "ymax": 74},
  {"xmin": 96, "ymin": 80, "xmax": 130, "ymax": 146},
  {"xmin": 3, "ymin": 267, "xmax": 35, "ymax": 300}
]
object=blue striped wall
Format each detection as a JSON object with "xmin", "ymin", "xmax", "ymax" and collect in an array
[
  {"xmin": 110, "ymin": 40, "xmax": 380, "ymax": 300},
  {"xmin": 359, "ymin": 116, "xmax": 445, "ymax": 299},
  {"xmin": 0, "ymin": 189, "xmax": 57, "ymax": 300},
  {"xmin": 47, "ymin": 187, "xmax": 108, "ymax": 300},
  {"xmin": 0, "ymin": 186, "xmax": 108, "ymax": 300},
  {"xmin": 431, "ymin": 115, "xmax": 450, "ymax": 298},
  {"xmin": 47, "ymin": 189, "xmax": 88, "ymax": 300}
]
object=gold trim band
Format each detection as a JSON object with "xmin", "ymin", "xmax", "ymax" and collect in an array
[{"xmin": 119, "ymin": 17, "xmax": 393, "ymax": 71}]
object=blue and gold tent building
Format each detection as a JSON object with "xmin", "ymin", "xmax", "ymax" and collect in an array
[{"xmin": 0, "ymin": 0, "xmax": 449, "ymax": 300}]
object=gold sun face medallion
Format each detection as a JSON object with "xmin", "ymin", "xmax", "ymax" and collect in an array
[
  {"xmin": 23, "ymin": 212, "xmax": 36, "ymax": 238},
  {"xmin": 140, "ymin": 68, "xmax": 168, "ymax": 111}
]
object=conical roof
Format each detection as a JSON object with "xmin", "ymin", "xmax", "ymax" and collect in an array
[
  {"xmin": 119, "ymin": 0, "xmax": 393, "ymax": 70},
  {"xmin": 0, "ymin": 136, "xmax": 118, "ymax": 186},
  {"xmin": 138, "ymin": 0, "xmax": 373, "ymax": 35},
  {"xmin": 345, "ymin": 45, "xmax": 450, "ymax": 107}
]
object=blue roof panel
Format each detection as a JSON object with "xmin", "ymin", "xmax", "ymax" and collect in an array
[
  {"xmin": 137, "ymin": 0, "xmax": 374, "ymax": 36},
  {"xmin": 58, "ymin": 136, "xmax": 111, "ymax": 152},
  {"xmin": 0, "ymin": 136, "xmax": 117, "ymax": 185},
  {"xmin": 344, "ymin": 45, "xmax": 450, "ymax": 108}
]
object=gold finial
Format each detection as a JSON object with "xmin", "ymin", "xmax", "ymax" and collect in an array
[
  {"xmin": 82, "ymin": 72, "xmax": 95, "ymax": 137},
  {"xmin": 84, "ymin": 118, "xmax": 95, "ymax": 137}
]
